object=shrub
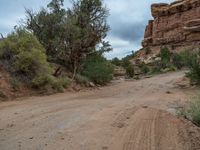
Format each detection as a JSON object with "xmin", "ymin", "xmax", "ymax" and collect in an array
[
  {"xmin": 32, "ymin": 74, "xmax": 70, "ymax": 92},
  {"xmin": 75, "ymin": 74, "xmax": 90, "ymax": 85},
  {"xmin": 111, "ymin": 57, "xmax": 121, "ymax": 66},
  {"xmin": 49, "ymin": 76, "xmax": 70, "ymax": 92},
  {"xmin": 161, "ymin": 65, "xmax": 177, "ymax": 73},
  {"xmin": 58, "ymin": 77, "xmax": 70, "ymax": 88},
  {"xmin": 0, "ymin": 28, "xmax": 52, "ymax": 81},
  {"xmin": 139, "ymin": 63, "xmax": 150, "ymax": 74},
  {"xmin": 177, "ymin": 95, "xmax": 200, "ymax": 126},
  {"xmin": 179, "ymin": 50, "xmax": 193, "ymax": 67},
  {"xmin": 10, "ymin": 77, "xmax": 22, "ymax": 90},
  {"xmin": 184, "ymin": 52, "xmax": 200, "ymax": 84},
  {"xmin": 13, "ymin": 48, "xmax": 52, "ymax": 80},
  {"xmin": 121, "ymin": 57, "xmax": 131, "ymax": 68},
  {"xmin": 81, "ymin": 55, "xmax": 114, "ymax": 85},
  {"xmin": 172, "ymin": 53, "xmax": 184, "ymax": 69},
  {"xmin": 32, "ymin": 74, "xmax": 56, "ymax": 89},
  {"xmin": 160, "ymin": 47, "xmax": 171, "ymax": 65},
  {"xmin": 0, "ymin": 28, "xmax": 69, "ymax": 91},
  {"xmin": 151, "ymin": 61, "xmax": 163, "ymax": 74},
  {"xmin": 126, "ymin": 64, "xmax": 134, "ymax": 78}
]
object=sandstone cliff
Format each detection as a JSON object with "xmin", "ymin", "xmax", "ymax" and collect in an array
[{"xmin": 142, "ymin": 0, "xmax": 200, "ymax": 51}]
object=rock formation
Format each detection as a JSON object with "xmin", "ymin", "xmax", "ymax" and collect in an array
[{"xmin": 142, "ymin": 0, "xmax": 200, "ymax": 50}]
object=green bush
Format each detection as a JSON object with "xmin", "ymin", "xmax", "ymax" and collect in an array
[
  {"xmin": 81, "ymin": 55, "xmax": 114, "ymax": 85},
  {"xmin": 32, "ymin": 74, "xmax": 70, "ymax": 92},
  {"xmin": 75, "ymin": 74, "xmax": 90, "ymax": 85},
  {"xmin": 10, "ymin": 77, "xmax": 22, "ymax": 90},
  {"xmin": 172, "ymin": 51, "xmax": 195, "ymax": 68},
  {"xmin": 183, "ymin": 52, "xmax": 200, "ymax": 84},
  {"xmin": 179, "ymin": 51, "xmax": 193, "ymax": 67},
  {"xmin": 111, "ymin": 57, "xmax": 121, "ymax": 66},
  {"xmin": 126, "ymin": 64, "xmax": 134, "ymax": 78},
  {"xmin": 177, "ymin": 95, "xmax": 200, "ymax": 126},
  {"xmin": 0, "ymin": 28, "xmax": 69, "ymax": 91},
  {"xmin": 160, "ymin": 47, "xmax": 171, "ymax": 64},
  {"xmin": 32, "ymin": 74, "xmax": 56, "ymax": 88},
  {"xmin": 0, "ymin": 28, "xmax": 52, "ymax": 80},
  {"xmin": 58, "ymin": 77, "xmax": 70, "ymax": 88},
  {"xmin": 172, "ymin": 53, "xmax": 184, "ymax": 69},
  {"xmin": 139, "ymin": 63, "xmax": 150, "ymax": 74},
  {"xmin": 13, "ymin": 48, "xmax": 52, "ymax": 79},
  {"xmin": 121, "ymin": 57, "xmax": 131, "ymax": 68}
]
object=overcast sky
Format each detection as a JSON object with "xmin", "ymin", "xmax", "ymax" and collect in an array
[{"xmin": 0, "ymin": 0, "xmax": 173, "ymax": 59}]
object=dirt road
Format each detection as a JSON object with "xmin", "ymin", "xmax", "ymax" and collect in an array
[{"xmin": 0, "ymin": 71, "xmax": 200, "ymax": 150}]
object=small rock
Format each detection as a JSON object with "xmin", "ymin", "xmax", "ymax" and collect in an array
[
  {"xmin": 117, "ymin": 123, "xmax": 125, "ymax": 128},
  {"xmin": 61, "ymin": 137, "xmax": 65, "ymax": 140},
  {"xmin": 89, "ymin": 82, "xmax": 95, "ymax": 87},
  {"xmin": 142, "ymin": 105, "xmax": 148, "ymax": 109},
  {"xmin": 166, "ymin": 91, "xmax": 172, "ymax": 94},
  {"xmin": 29, "ymin": 137, "xmax": 34, "ymax": 139},
  {"xmin": 7, "ymin": 124, "xmax": 15, "ymax": 128},
  {"xmin": 102, "ymin": 146, "xmax": 108, "ymax": 150},
  {"xmin": 0, "ymin": 91, "xmax": 7, "ymax": 98}
]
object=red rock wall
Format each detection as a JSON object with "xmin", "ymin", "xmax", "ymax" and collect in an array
[{"xmin": 142, "ymin": 0, "xmax": 200, "ymax": 48}]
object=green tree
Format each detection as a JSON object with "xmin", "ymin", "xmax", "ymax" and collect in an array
[
  {"xmin": 25, "ymin": 0, "xmax": 111, "ymax": 79},
  {"xmin": 111, "ymin": 57, "xmax": 121, "ymax": 66},
  {"xmin": 26, "ymin": 0, "xmax": 66, "ymax": 60}
]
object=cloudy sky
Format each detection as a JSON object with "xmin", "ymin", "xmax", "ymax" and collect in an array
[{"xmin": 0, "ymin": 0, "xmax": 173, "ymax": 59}]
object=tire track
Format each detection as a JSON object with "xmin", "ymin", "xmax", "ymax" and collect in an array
[{"xmin": 110, "ymin": 108, "xmax": 190, "ymax": 150}]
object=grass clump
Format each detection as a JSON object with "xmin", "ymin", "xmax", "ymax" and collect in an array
[
  {"xmin": 75, "ymin": 74, "xmax": 90, "ymax": 85},
  {"xmin": 32, "ymin": 75, "xmax": 70, "ymax": 92},
  {"xmin": 177, "ymin": 95, "xmax": 200, "ymax": 126}
]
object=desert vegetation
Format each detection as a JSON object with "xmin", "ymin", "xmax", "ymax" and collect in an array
[
  {"xmin": 177, "ymin": 95, "xmax": 200, "ymax": 127},
  {"xmin": 0, "ymin": 0, "xmax": 114, "ymax": 94}
]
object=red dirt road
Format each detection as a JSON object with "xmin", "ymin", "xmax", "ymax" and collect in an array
[{"xmin": 0, "ymin": 71, "xmax": 200, "ymax": 150}]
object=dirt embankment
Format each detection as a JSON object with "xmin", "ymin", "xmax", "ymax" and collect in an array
[{"xmin": 0, "ymin": 71, "xmax": 200, "ymax": 150}]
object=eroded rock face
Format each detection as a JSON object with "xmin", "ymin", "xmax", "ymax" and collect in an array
[{"xmin": 142, "ymin": 0, "xmax": 200, "ymax": 48}]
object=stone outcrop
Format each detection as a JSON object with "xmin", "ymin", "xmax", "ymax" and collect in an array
[{"xmin": 142, "ymin": 0, "xmax": 200, "ymax": 49}]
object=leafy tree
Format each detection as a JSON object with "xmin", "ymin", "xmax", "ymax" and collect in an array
[
  {"xmin": 25, "ymin": 0, "xmax": 66, "ymax": 60},
  {"xmin": 25, "ymin": 0, "xmax": 111, "ymax": 79},
  {"xmin": 111, "ymin": 57, "xmax": 121, "ymax": 66}
]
